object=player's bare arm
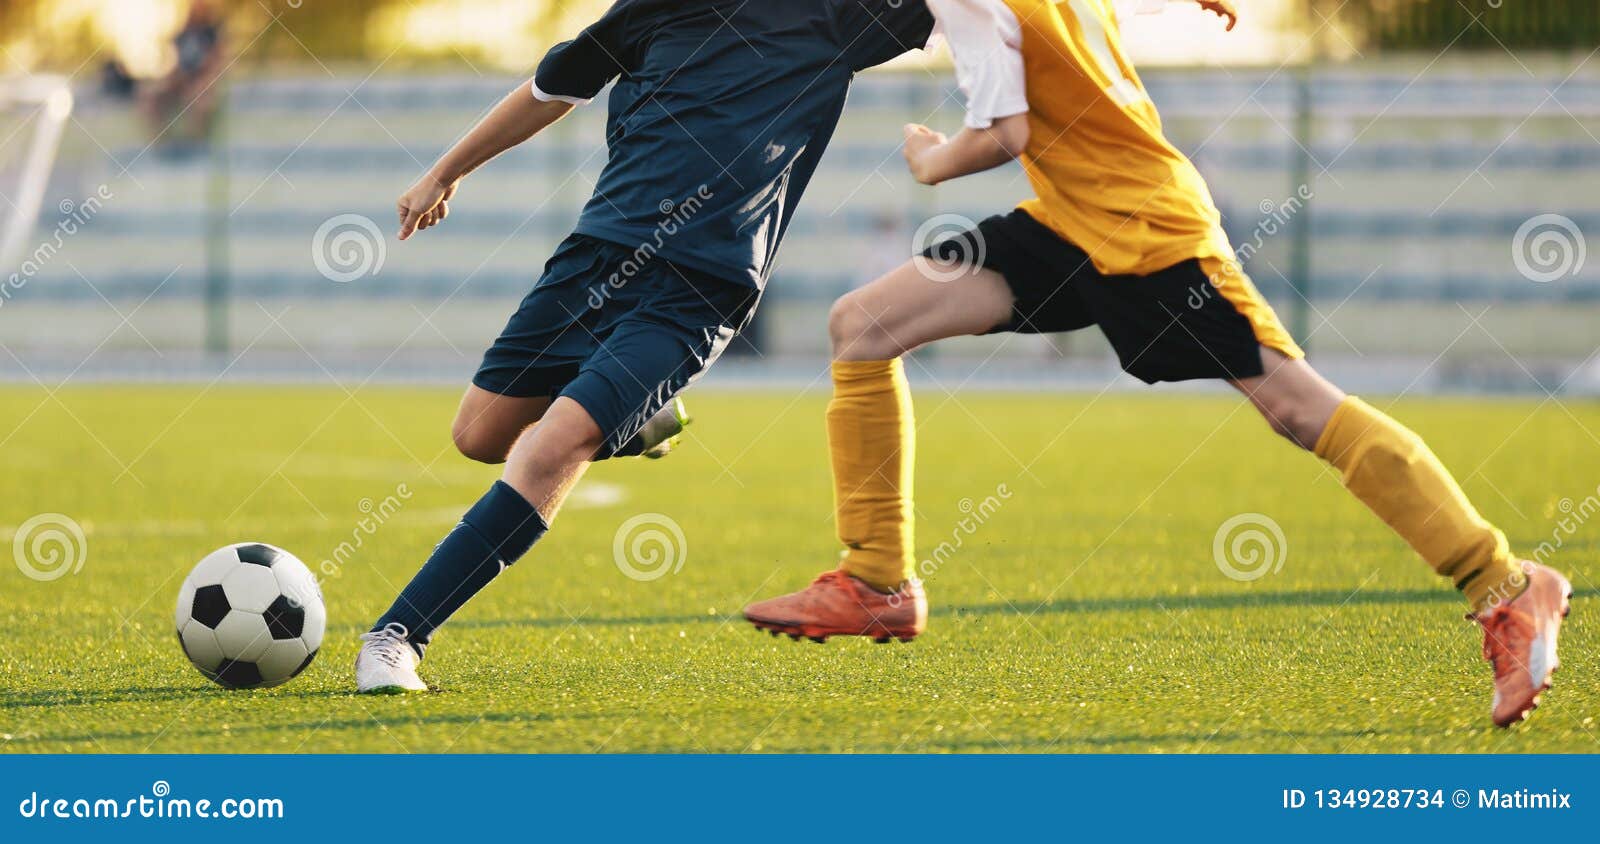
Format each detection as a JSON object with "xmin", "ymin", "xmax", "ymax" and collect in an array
[
  {"xmin": 901, "ymin": 113, "xmax": 1029, "ymax": 186},
  {"xmin": 396, "ymin": 86, "xmax": 573, "ymax": 240}
]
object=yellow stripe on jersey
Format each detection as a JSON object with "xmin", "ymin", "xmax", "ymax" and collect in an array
[{"xmin": 1001, "ymin": 0, "xmax": 1235, "ymax": 278}]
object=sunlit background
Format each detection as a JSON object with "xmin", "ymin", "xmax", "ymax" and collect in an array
[
  {"xmin": 3, "ymin": 0, "xmax": 1329, "ymax": 73},
  {"xmin": 2, "ymin": 0, "xmax": 1598, "ymax": 393}
]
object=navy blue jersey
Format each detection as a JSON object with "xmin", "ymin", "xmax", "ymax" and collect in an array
[{"xmin": 533, "ymin": 0, "xmax": 933, "ymax": 288}]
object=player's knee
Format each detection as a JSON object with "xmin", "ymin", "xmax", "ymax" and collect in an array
[
  {"xmin": 527, "ymin": 401, "xmax": 606, "ymax": 464},
  {"xmin": 1255, "ymin": 394, "xmax": 1325, "ymax": 450},
  {"xmin": 828, "ymin": 295, "xmax": 865, "ymax": 349},
  {"xmin": 828, "ymin": 294, "xmax": 894, "ymax": 358},
  {"xmin": 451, "ymin": 421, "xmax": 509, "ymax": 465},
  {"xmin": 555, "ymin": 423, "xmax": 606, "ymax": 463}
]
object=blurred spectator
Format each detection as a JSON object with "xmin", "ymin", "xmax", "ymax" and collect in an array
[
  {"xmin": 139, "ymin": 1, "xmax": 227, "ymax": 154},
  {"xmin": 99, "ymin": 59, "xmax": 137, "ymax": 101}
]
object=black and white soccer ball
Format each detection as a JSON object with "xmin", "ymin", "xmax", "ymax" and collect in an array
[{"xmin": 175, "ymin": 542, "xmax": 325, "ymax": 689}]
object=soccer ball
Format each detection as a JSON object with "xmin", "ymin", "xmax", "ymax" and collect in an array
[{"xmin": 175, "ymin": 542, "xmax": 325, "ymax": 689}]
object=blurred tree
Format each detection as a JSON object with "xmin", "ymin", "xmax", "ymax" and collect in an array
[
  {"xmin": 261, "ymin": 0, "xmax": 390, "ymax": 62},
  {"xmin": 1320, "ymin": 0, "xmax": 1600, "ymax": 51}
]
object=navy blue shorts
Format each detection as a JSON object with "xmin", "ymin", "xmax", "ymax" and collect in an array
[{"xmin": 474, "ymin": 234, "xmax": 759, "ymax": 459}]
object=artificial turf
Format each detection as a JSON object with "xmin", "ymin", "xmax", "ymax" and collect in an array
[{"xmin": 1, "ymin": 385, "xmax": 1595, "ymax": 752}]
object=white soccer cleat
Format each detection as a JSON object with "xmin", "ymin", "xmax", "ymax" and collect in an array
[
  {"xmin": 639, "ymin": 397, "xmax": 692, "ymax": 459},
  {"xmin": 355, "ymin": 626, "xmax": 429, "ymax": 693}
]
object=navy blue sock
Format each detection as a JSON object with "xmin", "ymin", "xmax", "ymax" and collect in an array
[{"xmin": 372, "ymin": 480, "xmax": 547, "ymax": 654}]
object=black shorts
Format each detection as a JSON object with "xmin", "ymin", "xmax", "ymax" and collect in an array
[
  {"xmin": 923, "ymin": 209, "xmax": 1299, "ymax": 383},
  {"xmin": 474, "ymin": 234, "xmax": 759, "ymax": 459}
]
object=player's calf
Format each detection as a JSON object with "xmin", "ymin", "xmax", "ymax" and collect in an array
[
  {"xmin": 358, "ymin": 399, "xmax": 600, "ymax": 692},
  {"xmin": 1245, "ymin": 347, "xmax": 1575, "ymax": 726}
]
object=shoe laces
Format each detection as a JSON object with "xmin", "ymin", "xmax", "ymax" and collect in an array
[
  {"xmin": 360, "ymin": 624, "xmax": 413, "ymax": 669},
  {"xmin": 810, "ymin": 569, "xmax": 850, "ymax": 589},
  {"xmin": 1476, "ymin": 605, "xmax": 1533, "ymax": 680}
]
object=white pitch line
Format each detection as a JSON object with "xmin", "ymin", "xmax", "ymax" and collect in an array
[{"xmin": 0, "ymin": 482, "xmax": 631, "ymax": 542}]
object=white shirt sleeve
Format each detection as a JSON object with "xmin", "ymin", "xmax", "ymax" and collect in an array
[
  {"xmin": 531, "ymin": 80, "xmax": 592, "ymax": 106},
  {"xmin": 926, "ymin": 0, "xmax": 1029, "ymax": 130}
]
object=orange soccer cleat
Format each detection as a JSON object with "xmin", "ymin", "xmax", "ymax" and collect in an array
[
  {"xmin": 1475, "ymin": 561, "xmax": 1573, "ymax": 728},
  {"xmin": 743, "ymin": 568, "xmax": 926, "ymax": 643}
]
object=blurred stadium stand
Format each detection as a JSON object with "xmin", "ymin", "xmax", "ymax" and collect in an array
[{"xmin": 5, "ymin": 59, "xmax": 1599, "ymax": 393}]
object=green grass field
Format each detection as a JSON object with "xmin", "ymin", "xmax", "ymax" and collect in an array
[{"xmin": 1, "ymin": 385, "xmax": 1596, "ymax": 753}]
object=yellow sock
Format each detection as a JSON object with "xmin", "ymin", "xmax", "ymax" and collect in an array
[
  {"xmin": 1314, "ymin": 396, "xmax": 1523, "ymax": 612},
  {"xmin": 829, "ymin": 359, "xmax": 915, "ymax": 591}
]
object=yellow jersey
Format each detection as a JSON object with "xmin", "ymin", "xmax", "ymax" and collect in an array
[
  {"xmin": 946, "ymin": 0, "xmax": 1236, "ymax": 277},
  {"xmin": 929, "ymin": 0, "xmax": 1301, "ymax": 358}
]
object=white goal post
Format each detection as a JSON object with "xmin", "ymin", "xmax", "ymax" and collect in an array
[{"xmin": 0, "ymin": 74, "xmax": 74, "ymax": 276}]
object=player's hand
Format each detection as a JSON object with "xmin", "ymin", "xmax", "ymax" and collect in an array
[
  {"xmin": 397, "ymin": 175, "xmax": 458, "ymax": 241},
  {"xmin": 1197, "ymin": 0, "xmax": 1237, "ymax": 31},
  {"xmin": 902, "ymin": 123, "xmax": 948, "ymax": 185}
]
